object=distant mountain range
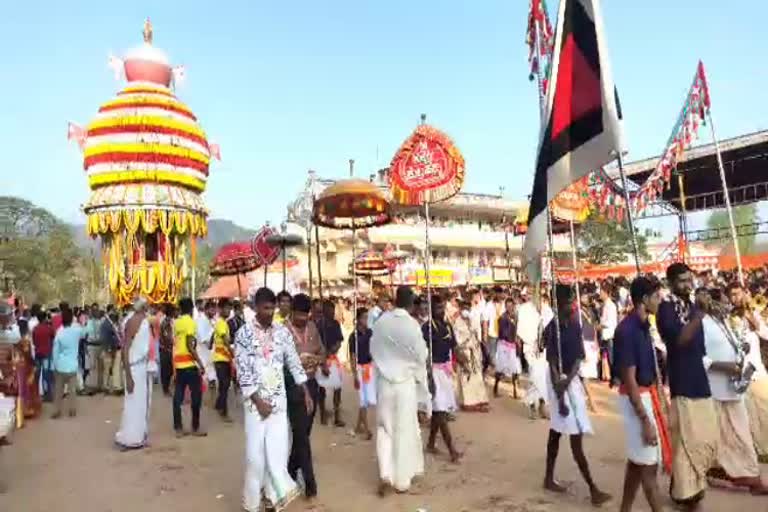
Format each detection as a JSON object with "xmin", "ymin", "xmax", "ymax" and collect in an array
[{"xmin": 67, "ymin": 218, "xmax": 257, "ymax": 252}]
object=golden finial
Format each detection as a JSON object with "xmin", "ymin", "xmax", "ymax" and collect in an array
[{"xmin": 143, "ymin": 18, "xmax": 153, "ymax": 45}]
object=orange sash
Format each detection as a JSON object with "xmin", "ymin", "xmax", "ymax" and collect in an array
[
  {"xmin": 619, "ymin": 384, "xmax": 672, "ymax": 474},
  {"xmin": 359, "ymin": 363, "xmax": 373, "ymax": 383}
]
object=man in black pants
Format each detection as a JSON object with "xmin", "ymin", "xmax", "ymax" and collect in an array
[
  {"xmin": 172, "ymin": 297, "xmax": 206, "ymax": 437},
  {"xmin": 213, "ymin": 299, "xmax": 234, "ymax": 422},
  {"xmin": 158, "ymin": 304, "xmax": 176, "ymax": 396},
  {"xmin": 285, "ymin": 293, "xmax": 324, "ymax": 500}
]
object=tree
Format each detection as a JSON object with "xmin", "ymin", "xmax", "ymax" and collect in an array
[
  {"xmin": 706, "ymin": 204, "xmax": 758, "ymax": 255},
  {"xmin": 0, "ymin": 197, "xmax": 104, "ymax": 305},
  {"xmin": 576, "ymin": 211, "xmax": 650, "ymax": 266}
]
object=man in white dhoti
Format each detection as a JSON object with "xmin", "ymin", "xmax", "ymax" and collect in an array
[
  {"xmin": 699, "ymin": 288, "xmax": 768, "ymax": 494},
  {"xmin": 543, "ymin": 285, "xmax": 611, "ymax": 507},
  {"xmin": 196, "ymin": 301, "xmax": 217, "ymax": 405},
  {"xmin": 371, "ymin": 286, "xmax": 429, "ymax": 496},
  {"xmin": 517, "ymin": 296, "xmax": 548, "ymax": 420},
  {"xmin": 234, "ymin": 288, "xmax": 313, "ymax": 512},
  {"xmin": 115, "ymin": 299, "xmax": 152, "ymax": 450},
  {"xmin": 614, "ymin": 277, "xmax": 666, "ymax": 512}
]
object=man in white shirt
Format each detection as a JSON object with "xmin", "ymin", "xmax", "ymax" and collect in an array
[
  {"xmin": 371, "ymin": 286, "xmax": 428, "ymax": 496},
  {"xmin": 517, "ymin": 295, "xmax": 548, "ymax": 419},
  {"xmin": 368, "ymin": 294, "xmax": 392, "ymax": 330},
  {"xmin": 482, "ymin": 287, "xmax": 504, "ymax": 369},
  {"xmin": 469, "ymin": 290, "xmax": 486, "ymax": 372},
  {"xmin": 699, "ymin": 288, "xmax": 768, "ymax": 493},
  {"xmin": 599, "ymin": 284, "xmax": 618, "ymax": 383},
  {"xmin": 195, "ymin": 301, "xmax": 217, "ymax": 404}
]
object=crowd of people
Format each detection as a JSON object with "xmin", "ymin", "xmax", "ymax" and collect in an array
[{"xmin": 2, "ymin": 263, "xmax": 768, "ymax": 510}]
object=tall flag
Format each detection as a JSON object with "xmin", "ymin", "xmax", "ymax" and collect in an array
[{"xmin": 524, "ymin": 0, "xmax": 623, "ymax": 282}]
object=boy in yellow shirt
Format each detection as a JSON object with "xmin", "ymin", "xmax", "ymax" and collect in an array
[{"xmin": 213, "ymin": 299, "xmax": 234, "ymax": 422}]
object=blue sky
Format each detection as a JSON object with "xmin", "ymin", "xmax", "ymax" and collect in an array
[{"xmin": 2, "ymin": 1, "xmax": 766, "ymax": 232}]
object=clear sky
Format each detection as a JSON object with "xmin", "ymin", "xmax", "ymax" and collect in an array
[{"xmin": 2, "ymin": 1, "xmax": 766, "ymax": 231}]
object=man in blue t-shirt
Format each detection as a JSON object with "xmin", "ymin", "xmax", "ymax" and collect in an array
[
  {"xmin": 656, "ymin": 263, "xmax": 717, "ymax": 510},
  {"xmin": 614, "ymin": 276, "xmax": 664, "ymax": 512}
]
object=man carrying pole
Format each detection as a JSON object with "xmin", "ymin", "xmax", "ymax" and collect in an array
[{"xmin": 523, "ymin": 0, "xmax": 623, "ymax": 506}]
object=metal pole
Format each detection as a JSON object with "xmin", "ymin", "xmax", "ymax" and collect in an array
[
  {"xmin": 569, "ymin": 220, "xmax": 583, "ymax": 331},
  {"xmin": 236, "ymin": 273, "xmax": 242, "ymax": 299},
  {"xmin": 282, "ymin": 245, "xmax": 287, "ymax": 291},
  {"xmin": 616, "ymin": 151, "xmax": 642, "ymax": 275},
  {"xmin": 707, "ymin": 111, "xmax": 744, "ymax": 285},
  {"xmin": 191, "ymin": 267, "xmax": 196, "ymax": 301},
  {"xmin": 504, "ymin": 216, "xmax": 513, "ymax": 287},
  {"xmin": 424, "ymin": 200, "xmax": 434, "ymax": 369},
  {"xmin": 315, "ymin": 220, "xmax": 323, "ymax": 298},
  {"xmin": 349, "ymin": 158, "xmax": 358, "ymax": 361},
  {"xmin": 546, "ymin": 210, "xmax": 563, "ymax": 377},
  {"xmin": 676, "ymin": 173, "xmax": 688, "ymax": 263},
  {"xmin": 263, "ymin": 263, "xmax": 268, "ymax": 288},
  {"xmin": 534, "ymin": 23, "xmax": 547, "ymax": 120},
  {"xmin": 307, "ymin": 226, "xmax": 314, "ymax": 296}
]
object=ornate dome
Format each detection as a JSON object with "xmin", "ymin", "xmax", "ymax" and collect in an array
[{"xmin": 83, "ymin": 81, "xmax": 212, "ymax": 196}]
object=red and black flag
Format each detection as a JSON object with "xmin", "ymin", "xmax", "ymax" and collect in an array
[{"xmin": 524, "ymin": 0, "xmax": 623, "ymax": 281}]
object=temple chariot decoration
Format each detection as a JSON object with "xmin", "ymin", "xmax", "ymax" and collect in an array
[{"xmin": 68, "ymin": 19, "xmax": 219, "ymax": 305}]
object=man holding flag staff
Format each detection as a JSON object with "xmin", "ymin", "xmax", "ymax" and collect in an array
[{"xmin": 543, "ymin": 284, "xmax": 611, "ymax": 506}]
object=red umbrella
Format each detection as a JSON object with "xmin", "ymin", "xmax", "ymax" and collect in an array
[{"xmin": 209, "ymin": 241, "xmax": 262, "ymax": 298}]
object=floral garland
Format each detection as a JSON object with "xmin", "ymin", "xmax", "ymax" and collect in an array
[
  {"xmin": 525, "ymin": 0, "xmax": 554, "ymax": 90},
  {"xmin": 87, "ymin": 209, "xmax": 207, "ymax": 237}
]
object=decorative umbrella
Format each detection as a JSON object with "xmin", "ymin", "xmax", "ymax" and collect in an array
[
  {"xmin": 312, "ymin": 159, "xmax": 392, "ymax": 361},
  {"xmin": 266, "ymin": 231, "xmax": 304, "ymax": 291},
  {"xmin": 251, "ymin": 224, "xmax": 280, "ymax": 287},
  {"xmin": 354, "ymin": 249, "xmax": 388, "ymax": 272},
  {"xmin": 388, "ymin": 114, "xmax": 465, "ymax": 368},
  {"xmin": 209, "ymin": 241, "xmax": 261, "ymax": 299}
]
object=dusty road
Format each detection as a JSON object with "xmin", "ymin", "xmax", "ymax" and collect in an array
[{"xmin": 1, "ymin": 378, "xmax": 765, "ymax": 512}]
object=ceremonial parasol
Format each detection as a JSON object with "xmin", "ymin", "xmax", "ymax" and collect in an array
[
  {"xmin": 312, "ymin": 160, "xmax": 392, "ymax": 359},
  {"xmin": 209, "ymin": 241, "xmax": 261, "ymax": 299},
  {"xmin": 388, "ymin": 114, "xmax": 465, "ymax": 367},
  {"xmin": 266, "ymin": 229, "xmax": 304, "ymax": 291},
  {"xmin": 251, "ymin": 224, "xmax": 280, "ymax": 287}
]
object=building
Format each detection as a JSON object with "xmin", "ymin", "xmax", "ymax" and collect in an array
[{"xmin": 284, "ymin": 169, "xmax": 574, "ymax": 294}]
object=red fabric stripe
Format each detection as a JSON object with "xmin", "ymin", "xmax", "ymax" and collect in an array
[
  {"xmin": 87, "ymin": 125, "xmax": 209, "ymax": 149},
  {"xmin": 99, "ymin": 101, "xmax": 197, "ymax": 121},
  {"xmin": 84, "ymin": 152, "xmax": 209, "ymax": 174}
]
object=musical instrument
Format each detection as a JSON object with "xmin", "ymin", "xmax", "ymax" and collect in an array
[{"xmin": 720, "ymin": 312, "xmax": 755, "ymax": 394}]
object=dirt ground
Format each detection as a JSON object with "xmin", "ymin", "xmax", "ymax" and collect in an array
[{"xmin": 1, "ymin": 378, "xmax": 765, "ymax": 512}]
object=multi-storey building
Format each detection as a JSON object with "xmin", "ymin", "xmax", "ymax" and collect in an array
[{"xmin": 285, "ymin": 169, "xmax": 573, "ymax": 292}]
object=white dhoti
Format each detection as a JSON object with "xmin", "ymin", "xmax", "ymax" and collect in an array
[
  {"xmin": 316, "ymin": 356, "xmax": 343, "ymax": 390},
  {"xmin": 432, "ymin": 363, "xmax": 457, "ymax": 413},
  {"xmin": 242, "ymin": 405, "xmax": 299, "ymax": 512},
  {"xmin": 376, "ymin": 372, "xmax": 424, "ymax": 492},
  {"xmin": 546, "ymin": 371, "xmax": 593, "ymax": 435},
  {"xmin": 114, "ymin": 361, "xmax": 152, "ymax": 449},
  {"xmin": 619, "ymin": 392, "xmax": 660, "ymax": 465},
  {"xmin": 357, "ymin": 364, "xmax": 377, "ymax": 407},
  {"xmin": 197, "ymin": 344, "xmax": 217, "ymax": 383},
  {"xmin": 580, "ymin": 341, "xmax": 600, "ymax": 380},
  {"xmin": 524, "ymin": 346, "xmax": 548, "ymax": 407},
  {"xmin": 495, "ymin": 340, "xmax": 521, "ymax": 377}
]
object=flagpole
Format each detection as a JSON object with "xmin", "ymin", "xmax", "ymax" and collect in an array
[
  {"xmin": 535, "ymin": 19, "xmax": 562, "ymax": 377},
  {"xmin": 707, "ymin": 110, "xmax": 744, "ymax": 285},
  {"xmin": 615, "ymin": 151, "xmax": 642, "ymax": 275}
]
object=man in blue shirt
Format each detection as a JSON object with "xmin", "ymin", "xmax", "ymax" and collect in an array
[
  {"xmin": 656, "ymin": 263, "xmax": 717, "ymax": 510},
  {"xmin": 614, "ymin": 276, "xmax": 664, "ymax": 512},
  {"xmin": 543, "ymin": 284, "xmax": 611, "ymax": 507},
  {"xmin": 52, "ymin": 308, "xmax": 83, "ymax": 419}
]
